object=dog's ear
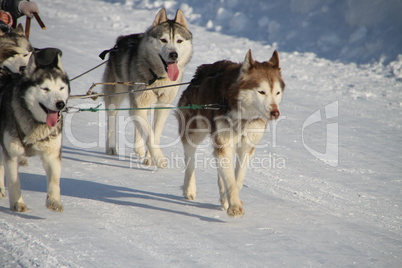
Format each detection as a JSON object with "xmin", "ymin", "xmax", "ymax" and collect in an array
[
  {"xmin": 23, "ymin": 52, "xmax": 37, "ymax": 77},
  {"xmin": 174, "ymin": 9, "xmax": 188, "ymax": 29},
  {"xmin": 13, "ymin": 24, "xmax": 25, "ymax": 35},
  {"xmin": 34, "ymin": 48, "xmax": 65, "ymax": 71},
  {"xmin": 241, "ymin": 49, "xmax": 254, "ymax": 73},
  {"xmin": 268, "ymin": 50, "xmax": 280, "ymax": 69},
  {"xmin": 53, "ymin": 52, "xmax": 64, "ymax": 71},
  {"xmin": 152, "ymin": 8, "xmax": 168, "ymax": 27}
]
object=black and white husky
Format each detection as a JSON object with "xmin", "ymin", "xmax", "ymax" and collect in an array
[
  {"xmin": 0, "ymin": 48, "xmax": 70, "ymax": 212},
  {"xmin": 177, "ymin": 50, "xmax": 285, "ymax": 217},
  {"xmin": 102, "ymin": 8, "xmax": 193, "ymax": 168}
]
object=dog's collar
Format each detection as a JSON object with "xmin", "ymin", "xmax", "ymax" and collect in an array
[
  {"xmin": 148, "ymin": 68, "xmax": 164, "ymax": 85},
  {"xmin": 147, "ymin": 54, "xmax": 169, "ymax": 85}
]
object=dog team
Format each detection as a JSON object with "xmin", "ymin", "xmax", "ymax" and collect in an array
[{"xmin": 0, "ymin": 8, "xmax": 285, "ymax": 217}]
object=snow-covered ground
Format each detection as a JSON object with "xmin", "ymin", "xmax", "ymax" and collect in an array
[
  {"xmin": 139, "ymin": 0, "xmax": 402, "ymax": 66},
  {"xmin": 1, "ymin": 0, "xmax": 401, "ymax": 267}
]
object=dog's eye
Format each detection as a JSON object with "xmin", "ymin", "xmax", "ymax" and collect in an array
[
  {"xmin": 177, "ymin": 39, "xmax": 183, "ymax": 44},
  {"xmin": 42, "ymin": 87, "xmax": 50, "ymax": 92},
  {"xmin": 277, "ymin": 91, "xmax": 281, "ymax": 95},
  {"xmin": 160, "ymin": 38, "xmax": 168, "ymax": 43},
  {"xmin": 60, "ymin": 86, "xmax": 65, "ymax": 91},
  {"xmin": 23, "ymin": 54, "xmax": 29, "ymax": 57},
  {"xmin": 258, "ymin": 91, "xmax": 266, "ymax": 95}
]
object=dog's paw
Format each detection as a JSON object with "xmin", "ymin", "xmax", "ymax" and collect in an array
[
  {"xmin": 220, "ymin": 197, "xmax": 229, "ymax": 211},
  {"xmin": 142, "ymin": 157, "xmax": 154, "ymax": 166},
  {"xmin": 106, "ymin": 147, "xmax": 118, "ymax": 155},
  {"xmin": 12, "ymin": 202, "xmax": 29, "ymax": 212},
  {"xmin": 183, "ymin": 191, "xmax": 196, "ymax": 201},
  {"xmin": 142, "ymin": 156, "xmax": 168, "ymax": 169},
  {"xmin": 134, "ymin": 148, "xmax": 146, "ymax": 158},
  {"xmin": 0, "ymin": 187, "xmax": 6, "ymax": 198},
  {"xmin": 227, "ymin": 204, "xmax": 245, "ymax": 217},
  {"xmin": 18, "ymin": 156, "xmax": 28, "ymax": 166},
  {"xmin": 144, "ymin": 156, "xmax": 168, "ymax": 168},
  {"xmin": 182, "ymin": 183, "xmax": 197, "ymax": 200},
  {"xmin": 156, "ymin": 157, "xmax": 168, "ymax": 169},
  {"xmin": 46, "ymin": 199, "xmax": 64, "ymax": 212}
]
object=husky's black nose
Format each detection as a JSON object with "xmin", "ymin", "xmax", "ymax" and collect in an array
[
  {"xmin": 169, "ymin": 52, "xmax": 178, "ymax": 61},
  {"xmin": 56, "ymin": 101, "xmax": 66, "ymax": 110},
  {"xmin": 270, "ymin": 109, "xmax": 280, "ymax": 119}
]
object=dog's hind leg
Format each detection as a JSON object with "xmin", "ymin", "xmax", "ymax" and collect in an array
[{"xmin": 41, "ymin": 147, "xmax": 63, "ymax": 212}]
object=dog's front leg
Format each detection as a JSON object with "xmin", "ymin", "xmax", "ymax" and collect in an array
[
  {"xmin": 180, "ymin": 117, "xmax": 207, "ymax": 200},
  {"xmin": 106, "ymin": 110, "xmax": 118, "ymax": 155},
  {"xmin": 217, "ymin": 174, "xmax": 228, "ymax": 211},
  {"xmin": 41, "ymin": 149, "xmax": 63, "ymax": 212},
  {"xmin": 0, "ymin": 150, "xmax": 5, "ymax": 198},
  {"xmin": 104, "ymin": 92, "xmax": 126, "ymax": 155},
  {"xmin": 182, "ymin": 140, "xmax": 198, "ymax": 200},
  {"xmin": 235, "ymin": 141, "xmax": 256, "ymax": 191},
  {"xmin": 152, "ymin": 107, "xmax": 170, "ymax": 148},
  {"xmin": 4, "ymin": 154, "xmax": 27, "ymax": 212},
  {"xmin": 134, "ymin": 127, "xmax": 147, "ymax": 158},
  {"xmin": 132, "ymin": 109, "xmax": 167, "ymax": 168},
  {"xmin": 214, "ymin": 146, "xmax": 244, "ymax": 217}
]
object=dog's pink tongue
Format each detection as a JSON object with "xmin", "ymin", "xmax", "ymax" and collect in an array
[
  {"xmin": 46, "ymin": 111, "xmax": 59, "ymax": 127},
  {"xmin": 167, "ymin": 62, "xmax": 179, "ymax": 81}
]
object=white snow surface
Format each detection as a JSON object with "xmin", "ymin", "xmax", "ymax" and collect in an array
[
  {"xmin": 144, "ymin": 0, "xmax": 402, "ymax": 66},
  {"xmin": 1, "ymin": 0, "xmax": 402, "ymax": 267}
]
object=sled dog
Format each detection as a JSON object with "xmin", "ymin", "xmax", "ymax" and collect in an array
[
  {"xmin": 177, "ymin": 50, "xmax": 285, "ymax": 217},
  {"xmin": 0, "ymin": 24, "xmax": 33, "ymax": 76},
  {"xmin": 102, "ymin": 8, "xmax": 192, "ymax": 168},
  {"xmin": 0, "ymin": 48, "xmax": 70, "ymax": 212}
]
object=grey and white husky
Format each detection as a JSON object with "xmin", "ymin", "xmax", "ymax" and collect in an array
[
  {"xmin": 177, "ymin": 50, "xmax": 285, "ymax": 217},
  {"xmin": 0, "ymin": 48, "xmax": 70, "ymax": 212},
  {"xmin": 102, "ymin": 8, "xmax": 193, "ymax": 168},
  {"xmin": 0, "ymin": 24, "xmax": 33, "ymax": 76}
]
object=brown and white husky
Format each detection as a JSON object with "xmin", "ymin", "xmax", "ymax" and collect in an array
[{"xmin": 177, "ymin": 50, "xmax": 285, "ymax": 217}]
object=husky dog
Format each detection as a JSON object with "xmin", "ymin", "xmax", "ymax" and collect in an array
[
  {"xmin": 102, "ymin": 8, "xmax": 192, "ymax": 168},
  {"xmin": 0, "ymin": 24, "xmax": 33, "ymax": 76},
  {"xmin": 0, "ymin": 48, "xmax": 70, "ymax": 212},
  {"xmin": 177, "ymin": 50, "xmax": 285, "ymax": 217}
]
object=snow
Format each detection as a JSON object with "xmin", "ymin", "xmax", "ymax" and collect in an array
[
  {"xmin": 153, "ymin": 0, "xmax": 402, "ymax": 65},
  {"xmin": 1, "ymin": 0, "xmax": 402, "ymax": 267}
]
